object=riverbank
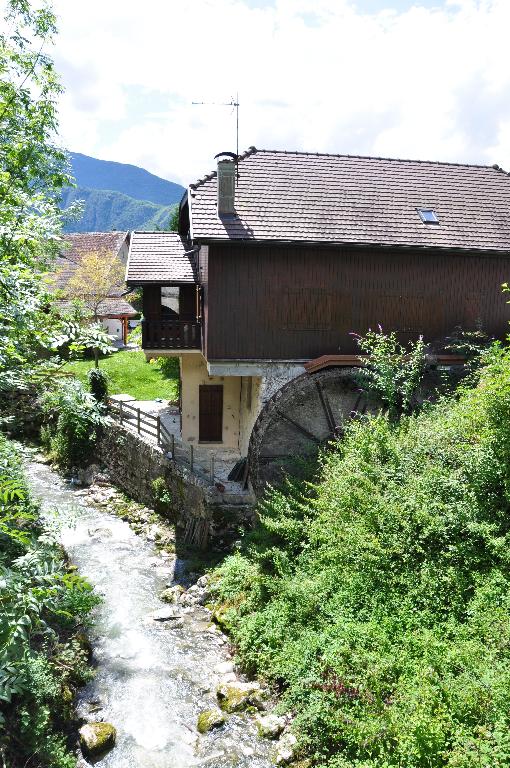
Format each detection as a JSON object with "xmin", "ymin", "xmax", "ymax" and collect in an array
[{"xmin": 21, "ymin": 445, "xmax": 291, "ymax": 767}]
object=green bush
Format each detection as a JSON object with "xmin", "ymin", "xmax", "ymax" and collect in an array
[
  {"xmin": 353, "ymin": 327, "xmax": 427, "ymax": 417},
  {"xmin": 40, "ymin": 380, "xmax": 105, "ymax": 470},
  {"xmin": 151, "ymin": 476, "xmax": 173, "ymax": 517},
  {"xmin": 155, "ymin": 356, "xmax": 179, "ymax": 380},
  {"xmin": 0, "ymin": 436, "xmax": 99, "ymax": 767},
  {"xmin": 212, "ymin": 346, "xmax": 510, "ymax": 767},
  {"xmin": 88, "ymin": 367, "xmax": 108, "ymax": 403}
]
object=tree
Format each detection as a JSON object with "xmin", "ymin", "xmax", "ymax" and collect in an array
[
  {"xmin": 0, "ymin": 0, "xmax": 73, "ymax": 385},
  {"xmin": 62, "ymin": 249, "xmax": 126, "ymax": 321}
]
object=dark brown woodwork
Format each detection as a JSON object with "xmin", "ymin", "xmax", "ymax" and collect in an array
[
  {"xmin": 180, "ymin": 285, "xmax": 197, "ymax": 320},
  {"xmin": 142, "ymin": 317, "xmax": 201, "ymax": 350},
  {"xmin": 204, "ymin": 243, "xmax": 510, "ymax": 360},
  {"xmin": 199, "ymin": 385, "xmax": 223, "ymax": 442},
  {"xmin": 142, "ymin": 285, "xmax": 162, "ymax": 318}
]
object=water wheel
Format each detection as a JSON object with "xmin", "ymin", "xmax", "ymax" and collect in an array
[{"xmin": 248, "ymin": 367, "xmax": 375, "ymax": 494}]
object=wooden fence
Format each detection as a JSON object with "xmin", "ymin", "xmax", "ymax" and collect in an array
[{"xmin": 107, "ymin": 399, "xmax": 215, "ymax": 483}]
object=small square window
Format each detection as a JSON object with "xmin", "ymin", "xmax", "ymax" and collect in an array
[{"xmin": 417, "ymin": 208, "xmax": 439, "ymax": 224}]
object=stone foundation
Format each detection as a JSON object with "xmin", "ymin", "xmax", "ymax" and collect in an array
[{"xmin": 98, "ymin": 420, "xmax": 255, "ymax": 549}]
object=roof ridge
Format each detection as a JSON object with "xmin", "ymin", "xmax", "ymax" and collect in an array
[
  {"xmin": 190, "ymin": 146, "xmax": 258, "ymax": 190},
  {"xmin": 253, "ymin": 148, "xmax": 507, "ymax": 173}
]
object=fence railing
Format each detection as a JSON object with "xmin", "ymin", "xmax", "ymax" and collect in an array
[
  {"xmin": 142, "ymin": 318, "xmax": 201, "ymax": 350},
  {"xmin": 107, "ymin": 398, "xmax": 216, "ymax": 483}
]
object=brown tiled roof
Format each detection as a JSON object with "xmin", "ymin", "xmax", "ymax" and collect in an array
[
  {"xmin": 126, "ymin": 231, "xmax": 197, "ymax": 285},
  {"xmin": 50, "ymin": 231, "xmax": 129, "ymax": 293},
  {"xmin": 95, "ymin": 297, "xmax": 137, "ymax": 317},
  {"xmin": 189, "ymin": 148, "xmax": 510, "ymax": 251},
  {"xmin": 55, "ymin": 297, "xmax": 137, "ymax": 318}
]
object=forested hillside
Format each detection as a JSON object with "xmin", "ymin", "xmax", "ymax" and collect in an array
[
  {"xmin": 70, "ymin": 152, "xmax": 184, "ymax": 205},
  {"xmin": 62, "ymin": 153, "xmax": 184, "ymax": 233},
  {"xmin": 61, "ymin": 187, "xmax": 176, "ymax": 233}
]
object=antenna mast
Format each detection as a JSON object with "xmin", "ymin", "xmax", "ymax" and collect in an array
[{"xmin": 192, "ymin": 94, "xmax": 240, "ymax": 180}]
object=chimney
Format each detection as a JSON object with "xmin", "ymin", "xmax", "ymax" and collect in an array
[{"xmin": 216, "ymin": 156, "xmax": 236, "ymax": 215}]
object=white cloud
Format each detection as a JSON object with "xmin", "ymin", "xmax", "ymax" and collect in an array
[{"xmin": 47, "ymin": 0, "xmax": 510, "ymax": 185}]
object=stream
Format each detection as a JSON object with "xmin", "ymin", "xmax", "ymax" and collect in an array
[{"xmin": 24, "ymin": 456, "xmax": 274, "ymax": 768}]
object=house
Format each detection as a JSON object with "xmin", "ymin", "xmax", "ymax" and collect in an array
[
  {"xmin": 126, "ymin": 147, "xmax": 510, "ymax": 464},
  {"xmin": 51, "ymin": 231, "xmax": 138, "ymax": 345}
]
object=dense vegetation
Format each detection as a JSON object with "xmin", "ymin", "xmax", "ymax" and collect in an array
[
  {"xmin": 61, "ymin": 186, "xmax": 178, "ymax": 233},
  {"xmin": 0, "ymin": 436, "xmax": 99, "ymax": 767},
  {"xmin": 213, "ymin": 346, "xmax": 510, "ymax": 768}
]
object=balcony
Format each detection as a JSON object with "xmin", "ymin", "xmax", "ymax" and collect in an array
[{"xmin": 142, "ymin": 317, "xmax": 201, "ymax": 350}]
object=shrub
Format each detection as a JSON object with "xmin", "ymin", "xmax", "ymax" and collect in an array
[
  {"xmin": 353, "ymin": 327, "xmax": 427, "ymax": 417},
  {"xmin": 88, "ymin": 367, "xmax": 108, "ymax": 403},
  {"xmin": 0, "ymin": 436, "xmax": 99, "ymax": 767},
  {"xmin": 212, "ymin": 346, "xmax": 510, "ymax": 767},
  {"xmin": 40, "ymin": 380, "xmax": 105, "ymax": 470},
  {"xmin": 155, "ymin": 356, "xmax": 179, "ymax": 380},
  {"xmin": 151, "ymin": 476, "xmax": 173, "ymax": 517}
]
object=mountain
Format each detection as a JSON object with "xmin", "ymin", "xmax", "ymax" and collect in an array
[
  {"xmin": 62, "ymin": 153, "xmax": 186, "ymax": 233},
  {"xmin": 70, "ymin": 152, "xmax": 184, "ymax": 206},
  {"xmin": 61, "ymin": 187, "xmax": 177, "ymax": 233}
]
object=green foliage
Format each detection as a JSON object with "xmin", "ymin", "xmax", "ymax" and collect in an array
[
  {"xmin": 0, "ymin": 0, "xmax": 75, "ymax": 387},
  {"xmin": 88, "ymin": 367, "xmax": 109, "ymax": 403},
  {"xmin": 212, "ymin": 346, "xmax": 510, "ymax": 767},
  {"xmin": 40, "ymin": 379, "xmax": 105, "ymax": 470},
  {"xmin": 0, "ymin": 436, "xmax": 99, "ymax": 767},
  {"xmin": 155, "ymin": 355, "xmax": 180, "ymax": 380},
  {"xmin": 151, "ymin": 477, "xmax": 173, "ymax": 516},
  {"xmin": 353, "ymin": 327, "xmax": 427, "ymax": 417}
]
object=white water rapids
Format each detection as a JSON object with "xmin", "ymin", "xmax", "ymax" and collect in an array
[{"xmin": 24, "ymin": 457, "xmax": 273, "ymax": 768}]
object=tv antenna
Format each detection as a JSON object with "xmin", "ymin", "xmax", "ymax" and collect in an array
[{"xmin": 192, "ymin": 94, "xmax": 240, "ymax": 180}]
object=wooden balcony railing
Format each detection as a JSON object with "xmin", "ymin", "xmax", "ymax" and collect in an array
[{"xmin": 142, "ymin": 317, "xmax": 201, "ymax": 350}]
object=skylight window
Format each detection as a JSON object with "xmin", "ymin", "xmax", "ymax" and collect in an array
[{"xmin": 417, "ymin": 208, "xmax": 439, "ymax": 224}]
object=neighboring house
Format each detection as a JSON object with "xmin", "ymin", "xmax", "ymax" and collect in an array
[
  {"xmin": 52, "ymin": 231, "xmax": 138, "ymax": 344},
  {"xmin": 126, "ymin": 147, "xmax": 510, "ymax": 462}
]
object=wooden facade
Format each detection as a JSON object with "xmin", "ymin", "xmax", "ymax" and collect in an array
[{"xmin": 201, "ymin": 243, "xmax": 510, "ymax": 360}]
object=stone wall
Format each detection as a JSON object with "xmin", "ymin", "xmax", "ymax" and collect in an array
[{"xmin": 97, "ymin": 420, "xmax": 255, "ymax": 548}]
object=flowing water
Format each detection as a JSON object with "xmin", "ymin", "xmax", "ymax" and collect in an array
[{"xmin": 24, "ymin": 457, "xmax": 273, "ymax": 768}]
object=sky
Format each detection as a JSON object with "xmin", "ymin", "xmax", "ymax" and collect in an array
[{"xmin": 22, "ymin": 0, "xmax": 510, "ymax": 185}]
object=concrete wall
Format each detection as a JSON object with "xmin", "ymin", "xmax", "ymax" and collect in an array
[
  {"xmin": 102, "ymin": 317, "xmax": 123, "ymax": 341},
  {"xmin": 180, "ymin": 354, "xmax": 241, "ymax": 449}
]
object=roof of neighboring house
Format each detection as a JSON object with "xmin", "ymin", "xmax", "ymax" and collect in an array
[
  {"xmin": 126, "ymin": 231, "xmax": 197, "ymax": 285},
  {"xmin": 51, "ymin": 231, "xmax": 130, "ymax": 294},
  {"xmin": 188, "ymin": 147, "xmax": 510, "ymax": 252},
  {"xmin": 55, "ymin": 298, "xmax": 137, "ymax": 318}
]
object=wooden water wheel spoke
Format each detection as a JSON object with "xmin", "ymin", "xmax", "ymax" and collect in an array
[
  {"xmin": 315, "ymin": 379, "xmax": 338, "ymax": 435},
  {"xmin": 249, "ymin": 367, "xmax": 374, "ymax": 494},
  {"xmin": 274, "ymin": 408, "xmax": 321, "ymax": 444}
]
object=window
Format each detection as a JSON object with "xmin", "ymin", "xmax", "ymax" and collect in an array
[{"xmin": 417, "ymin": 208, "xmax": 439, "ymax": 224}]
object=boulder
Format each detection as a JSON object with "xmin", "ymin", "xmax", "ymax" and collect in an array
[
  {"xmin": 214, "ymin": 661, "xmax": 234, "ymax": 675},
  {"xmin": 151, "ymin": 607, "xmax": 183, "ymax": 622},
  {"xmin": 256, "ymin": 714, "xmax": 285, "ymax": 740},
  {"xmin": 196, "ymin": 708, "xmax": 226, "ymax": 734},
  {"xmin": 79, "ymin": 722, "xmax": 116, "ymax": 758},
  {"xmin": 216, "ymin": 681, "xmax": 261, "ymax": 713},
  {"xmin": 159, "ymin": 585, "xmax": 184, "ymax": 603},
  {"xmin": 274, "ymin": 732, "xmax": 297, "ymax": 764}
]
